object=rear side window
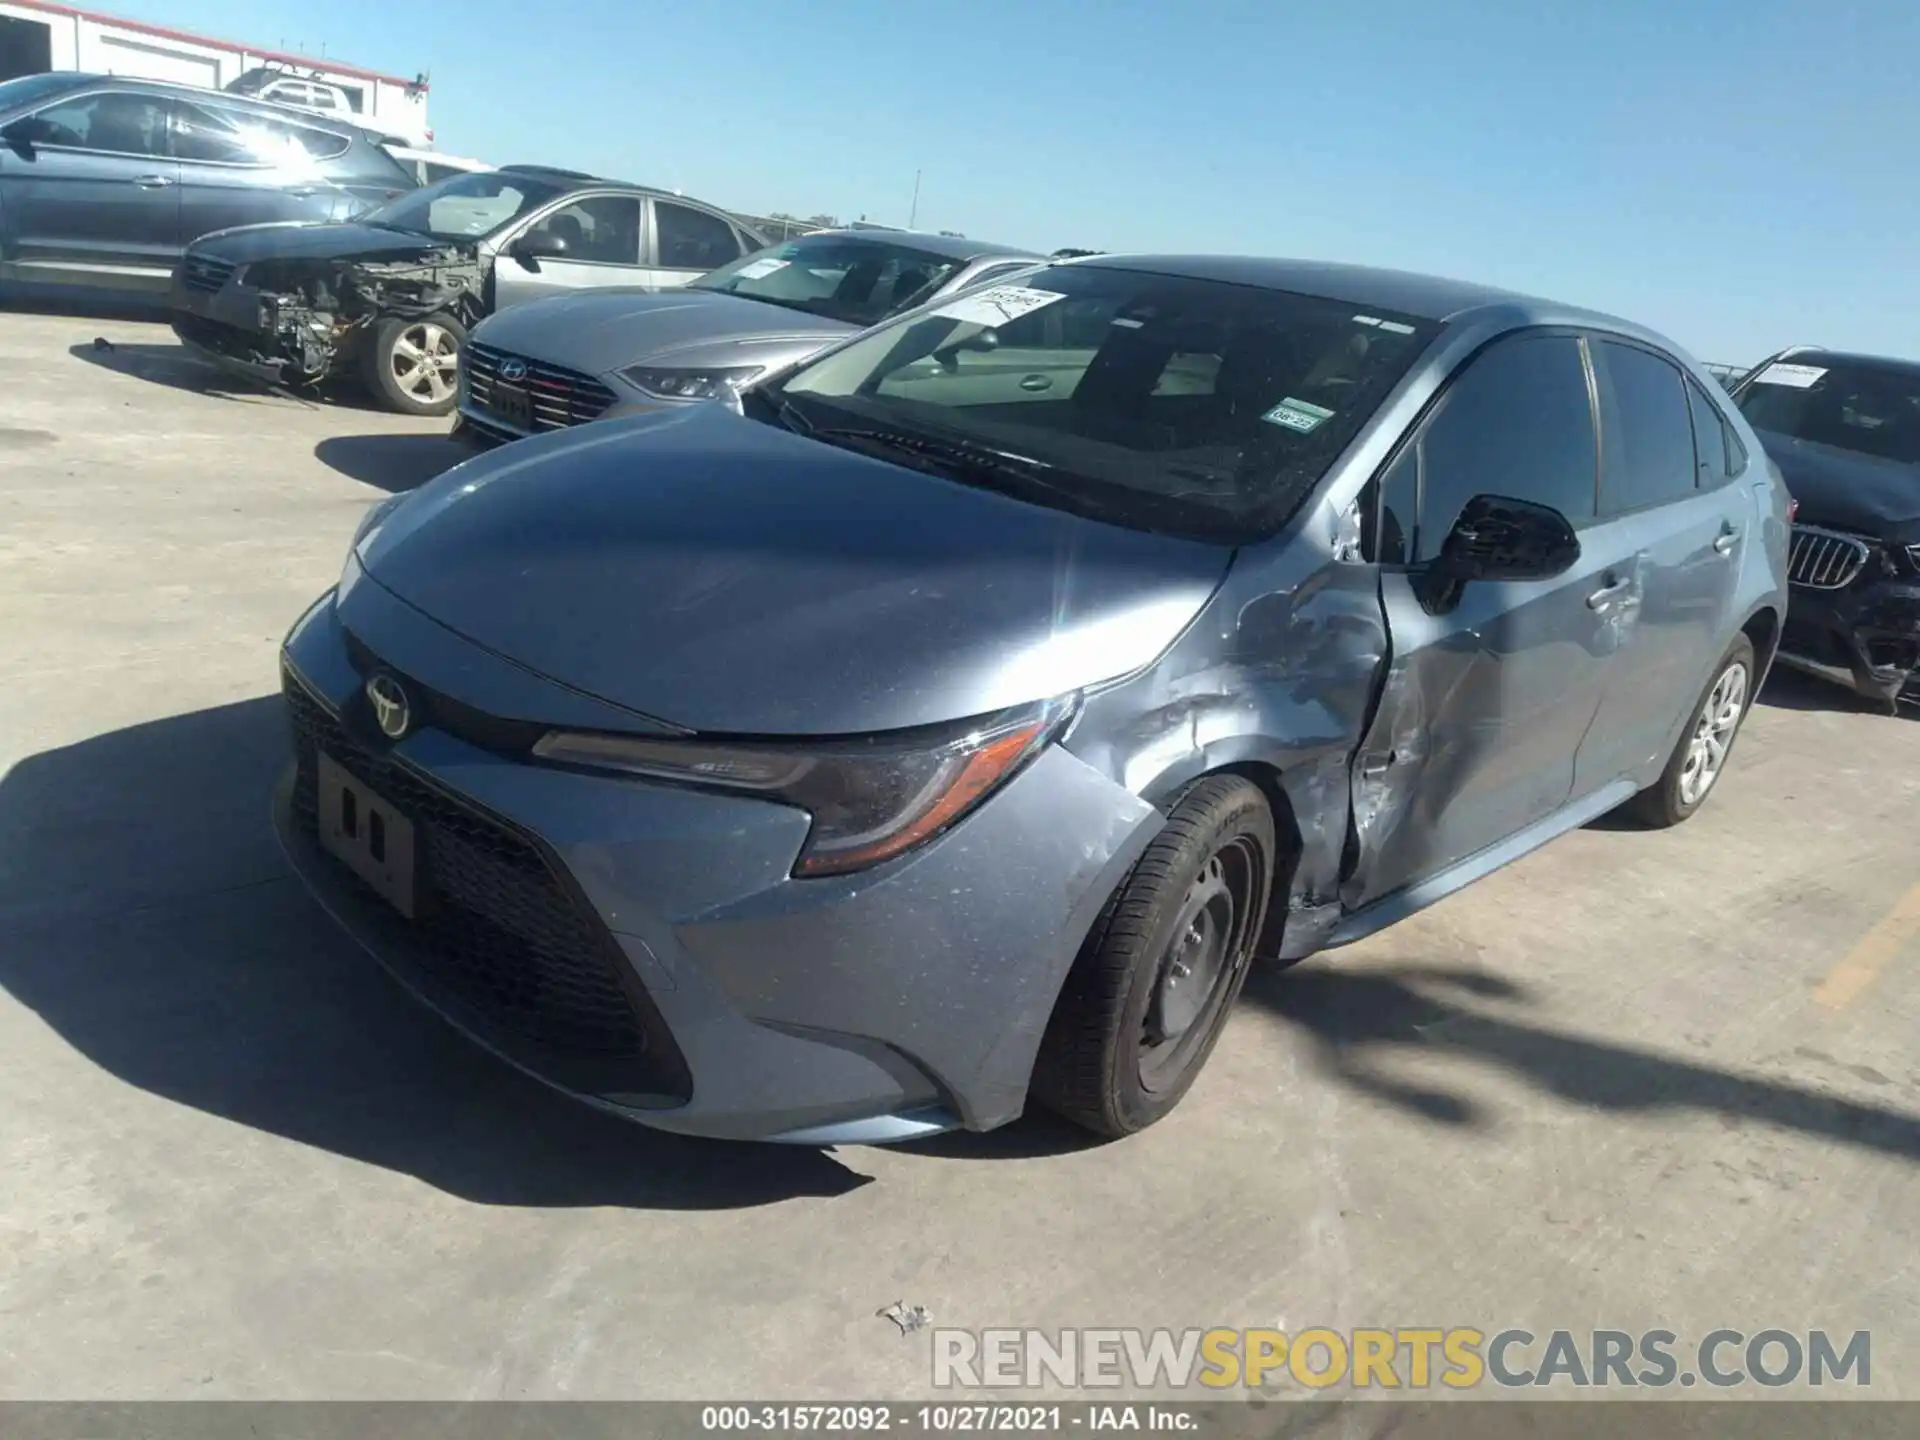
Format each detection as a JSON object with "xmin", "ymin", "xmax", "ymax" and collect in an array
[
  {"xmin": 1380, "ymin": 333, "xmax": 1599, "ymax": 565},
  {"xmin": 1686, "ymin": 378, "xmax": 1729, "ymax": 487},
  {"xmin": 1595, "ymin": 340, "xmax": 1696, "ymax": 515},
  {"xmin": 656, "ymin": 201, "xmax": 745, "ymax": 271}
]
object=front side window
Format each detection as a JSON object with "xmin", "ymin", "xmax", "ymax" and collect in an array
[
  {"xmin": 654, "ymin": 201, "xmax": 745, "ymax": 271},
  {"xmin": 523, "ymin": 194, "xmax": 641, "ymax": 265},
  {"xmin": 29, "ymin": 91, "xmax": 169, "ymax": 158},
  {"xmin": 1595, "ymin": 340, "xmax": 1697, "ymax": 515},
  {"xmin": 1398, "ymin": 333, "xmax": 1598, "ymax": 562},
  {"xmin": 760, "ymin": 264, "xmax": 1440, "ymax": 544},
  {"xmin": 358, "ymin": 170, "xmax": 570, "ymax": 241},
  {"xmin": 1736, "ymin": 357, "xmax": 1920, "ymax": 467},
  {"xmin": 693, "ymin": 235, "xmax": 968, "ymax": 326}
]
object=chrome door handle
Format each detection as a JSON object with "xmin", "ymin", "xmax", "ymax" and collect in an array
[
  {"xmin": 1587, "ymin": 578, "xmax": 1631, "ymax": 610},
  {"xmin": 1714, "ymin": 529, "xmax": 1739, "ymax": 554},
  {"xmin": 133, "ymin": 174, "xmax": 175, "ymax": 188}
]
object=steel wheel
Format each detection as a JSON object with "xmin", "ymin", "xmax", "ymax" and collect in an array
[
  {"xmin": 1138, "ymin": 836, "xmax": 1260, "ymax": 1094},
  {"xmin": 1678, "ymin": 660, "xmax": 1748, "ymax": 806},
  {"xmin": 389, "ymin": 322, "xmax": 459, "ymax": 406}
]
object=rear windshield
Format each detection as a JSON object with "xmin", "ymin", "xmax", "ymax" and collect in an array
[
  {"xmin": 1738, "ymin": 357, "xmax": 1920, "ymax": 467},
  {"xmin": 759, "ymin": 263, "xmax": 1439, "ymax": 545},
  {"xmin": 693, "ymin": 236, "xmax": 968, "ymax": 327}
]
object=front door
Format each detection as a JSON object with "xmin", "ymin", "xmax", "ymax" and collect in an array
[
  {"xmin": 1346, "ymin": 331, "xmax": 1627, "ymax": 909},
  {"xmin": 492, "ymin": 192, "xmax": 646, "ymax": 310},
  {"xmin": 1573, "ymin": 342, "xmax": 1755, "ymax": 791},
  {"xmin": 0, "ymin": 89, "xmax": 179, "ymax": 289}
]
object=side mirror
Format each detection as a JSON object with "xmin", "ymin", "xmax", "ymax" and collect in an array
[
  {"xmin": 1418, "ymin": 494, "xmax": 1580, "ymax": 611},
  {"xmin": 2, "ymin": 116, "xmax": 53, "ymax": 153},
  {"xmin": 933, "ymin": 328, "xmax": 999, "ymax": 372},
  {"xmin": 509, "ymin": 231, "xmax": 567, "ymax": 265}
]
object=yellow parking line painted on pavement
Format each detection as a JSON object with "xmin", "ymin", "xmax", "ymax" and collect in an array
[{"xmin": 1816, "ymin": 881, "xmax": 1920, "ymax": 1009}]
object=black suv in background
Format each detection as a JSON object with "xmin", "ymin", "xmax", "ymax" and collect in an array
[
  {"xmin": 1732, "ymin": 347, "xmax": 1920, "ymax": 711},
  {"xmin": 0, "ymin": 71, "xmax": 414, "ymax": 301}
]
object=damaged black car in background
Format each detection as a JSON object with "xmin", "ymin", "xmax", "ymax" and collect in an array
[
  {"xmin": 1733, "ymin": 348, "xmax": 1920, "ymax": 712},
  {"xmin": 168, "ymin": 166, "xmax": 767, "ymax": 415}
]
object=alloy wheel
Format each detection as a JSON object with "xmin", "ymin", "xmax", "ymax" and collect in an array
[
  {"xmin": 390, "ymin": 322, "xmax": 459, "ymax": 405},
  {"xmin": 1679, "ymin": 661, "xmax": 1749, "ymax": 806}
]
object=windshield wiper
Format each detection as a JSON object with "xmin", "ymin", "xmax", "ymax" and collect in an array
[{"xmin": 806, "ymin": 424, "xmax": 1091, "ymax": 503}]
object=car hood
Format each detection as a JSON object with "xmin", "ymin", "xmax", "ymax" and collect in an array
[
  {"xmin": 1759, "ymin": 429, "xmax": 1920, "ymax": 542},
  {"xmin": 188, "ymin": 220, "xmax": 470, "ymax": 264},
  {"xmin": 471, "ymin": 288, "xmax": 854, "ymax": 374},
  {"xmin": 355, "ymin": 403, "xmax": 1231, "ymax": 735}
]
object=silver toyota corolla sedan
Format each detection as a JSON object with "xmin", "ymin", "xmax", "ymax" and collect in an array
[
  {"xmin": 451, "ymin": 228, "xmax": 1043, "ymax": 445},
  {"xmin": 277, "ymin": 255, "xmax": 1789, "ymax": 1145}
]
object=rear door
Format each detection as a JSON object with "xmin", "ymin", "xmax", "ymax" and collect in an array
[
  {"xmin": 1571, "ymin": 340, "xmax": 1753, "ymax": 790},
  {"xmin": 0, "ymin": 88, "xmax": 179, "ymax": 288},
  {"xmin": 644, "ymin": 196, "xmax": 747, "ymax": 288},
  {"xmin": 1346, "ymin": 331, "xmax": 1627, "ymax": 908},
  {"xmin": 492, "ymin": 191, "xmax": 646, "ymax": 309}
]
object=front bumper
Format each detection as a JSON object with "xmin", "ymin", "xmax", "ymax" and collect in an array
[
  {"xmin": 1777, "ymin": 574, "xmax": 1920, "ymax": 708},
  {"xmin": 274, "ymin": 580, "xmax": 1160, "ymax": 1142},
  {"xmin": 169, "ymin": 269, "xmax": 328, "ymax": 386}
]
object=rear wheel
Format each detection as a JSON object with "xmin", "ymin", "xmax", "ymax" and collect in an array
[
  {"xmin": 363, "ymin": 313, "xmax": 465, "ymax": 416},
  {"xmin": 1627, "ymin": 634, "xmax": 1754, "ymax": 828},
  {"xmin": 1032, "ymin": 775, "xmax": 1275, "ymax": 1138}
]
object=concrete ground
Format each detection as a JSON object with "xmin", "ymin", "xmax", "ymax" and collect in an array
[{"xmin": 2, "ymin": 310, "xmax": 1917, "ymax": 1405}]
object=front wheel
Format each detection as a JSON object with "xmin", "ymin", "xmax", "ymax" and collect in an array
[
  {"xmin": 1627, "ymin": 633, "xmax": 1755, "ymax": 828},
  {"xmin": 1032, "ymin": 775, "xmax": 1275, "ymax": 1138},
  {"xmin": 362, "ymin": 313, "xmax": 466, "ymax": 416}
]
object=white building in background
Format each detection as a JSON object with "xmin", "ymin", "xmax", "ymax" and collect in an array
[{"xmin": 0, "ymin": 0, "xmax": 433, "ymax": 146}]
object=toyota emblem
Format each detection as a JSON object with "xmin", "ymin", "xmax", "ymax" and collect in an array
[
  {"xmin": 499, "ymin": 357, "xmax": 529, "ymax": 382},
  {"xmin": 366, "ymin": 673, "xmax": 413, "ymax": 740}
]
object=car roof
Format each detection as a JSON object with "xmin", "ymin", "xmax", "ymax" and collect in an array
[
  {"xmin": 1064, "ymin": 253, "xmax": 1656, "ymax": 335},
  {"xmin": 797, "ymin": 229, "xmax": 1039, "ymax": 262}
]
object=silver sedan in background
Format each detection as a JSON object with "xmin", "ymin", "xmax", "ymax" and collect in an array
[{"xmin": 451, "ymin": 229, "xmax": 1044, "ymax": 446}]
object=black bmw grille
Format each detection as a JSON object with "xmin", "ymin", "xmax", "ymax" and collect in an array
[
  {"xmin": 464, "ymin": 341, "xmax": 617, "ymax": 431},
  {"xmin": 181, "ymin": 252, "xmax": 237, "ymax": 295},
  {"xmin": 284, "ymin": 668, "xmax": 688, "ymax": 1095}
]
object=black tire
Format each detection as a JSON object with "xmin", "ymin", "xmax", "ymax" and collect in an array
[
  {"xmin": 1031, "ymin": 775, "xmax": 1275, "ymax": 1138},
  {"xmin": 1626, "ymin": 633, "xmax": 1756, "ymax": 829},
  {"xmin": 362, "ymin": 313, "xmax": 466, "ymax": 417}
]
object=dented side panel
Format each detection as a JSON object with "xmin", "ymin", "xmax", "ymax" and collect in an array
[{"xmin": 1061, "ymin": 501, "xmax": 1389, "ymax": 960}]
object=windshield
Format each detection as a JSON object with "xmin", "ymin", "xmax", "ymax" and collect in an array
[
  {"xmin": 757, "ymin": 263, "xmax": 1438, "ymax": 545},
  {"xmin": 692, "ymin": 236, "xmax": 968, "ymax": 326},
  {"xmin": 1738, "ymin": 358, "xmax": 1920, "ymax": 468},
  {"xmin": 0, "ymin": 73, "xmax": 82, "ymax": 114},
  {"xmin": 358, "ymin": 170, "xmax": 569, "ymax": 241}
]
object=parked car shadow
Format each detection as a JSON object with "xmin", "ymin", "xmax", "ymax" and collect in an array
[
  {"xmin": 315, "ymin": 433, "xmax": 473, "ymax": 493},
  {"xmin": 1757, "ymin": 662, "xmax": 1915, "ymax": 719},
  {"xmin": 1242, "ymin": 961, "xmax": 1920, "ymax": 1161},
  {"xmin": 62, "ymin": 338, "xmax": 324, "ymax": 407},
  {"xmin": 0, "ymin": 696, "xmax": 873, "ymax": 1210}
]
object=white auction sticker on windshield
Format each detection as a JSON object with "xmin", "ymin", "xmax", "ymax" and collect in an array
[
  {"xmin": 1754, "ymin": 362, "xmax": 1827, "ymax": 388},
  {"xmin": 1262, "ymin": 397, "xmax": 1335, "ymax": 434},
  {"xmin": 735, "ymin": 257, "xmax": 789, "ymax": 280},
  {"xmin": 931, "ymin": 286, "xmax": 1067, "ymax": 328}
]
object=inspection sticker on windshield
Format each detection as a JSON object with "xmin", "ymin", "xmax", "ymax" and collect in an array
[
  {"xmin": 1754, "ymin": 362, "xmax": 1827, "ymax": 389},
  {"xmin": 931, "ymin": 285, "xmax": 1067, "ymax": 328},
  {"xmin": 735, "ymin": 257, "xmax": 789, "ymax": 280},
  {"xmin": 1262, "ymin": 397, "xmax": 1335, "ymax": 434}
]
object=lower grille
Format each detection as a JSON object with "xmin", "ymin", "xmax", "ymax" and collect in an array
[
  {"xmin": 1788, "ymin": 525, "xmax": 1871, "ymax": 591},
  {"xmin": 181, "ymin": 252, "xmax": 236, "ymax": 294},
  {"xmin": 464, "ymin": 341, "xmax": 617, "ymax": 432},
  {"xmin": 284, "ymin": 670, "xmax": 687, "ymax": 1093}
]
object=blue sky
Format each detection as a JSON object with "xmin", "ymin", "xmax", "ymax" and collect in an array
[{"xmin": 101, "ymin": 0, "xmax": 1920, "ymax": 364}]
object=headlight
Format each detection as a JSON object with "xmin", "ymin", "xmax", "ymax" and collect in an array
[
  {"xmin": 618, "ymin": 364, "xmax": 765, "ymax": 401},
  {"xmin": 531, "ymin": 697, "xmax": 1076, "ymax": 877}
]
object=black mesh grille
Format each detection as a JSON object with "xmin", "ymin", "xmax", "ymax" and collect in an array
[
  {"xmin": 284, "ymin": 668, "xmax": 688, "ymax": 1093},
  {"xmin": 464, "ymin": 341, "xmax": 617, "ymax": 432},
  {"xmin": 181, "ymin": 252, "xmax": 236, "ymax": 294}
]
